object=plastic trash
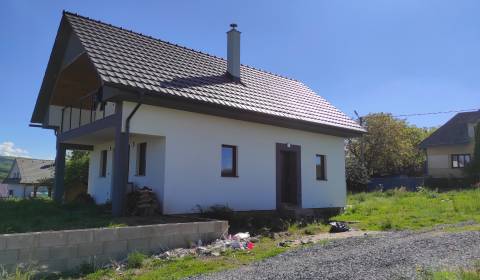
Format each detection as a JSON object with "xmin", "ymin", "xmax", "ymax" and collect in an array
[
  {"xmin": 329, "ymin": 221, "xmax": 350, "ymax": 233},
  {"xmin": 247, "ymin": 242, "xmax": 255, "ymax": 250},
  {"xmin": 233, "ymin": 232, "xmax": 250, "ymax": 240}
]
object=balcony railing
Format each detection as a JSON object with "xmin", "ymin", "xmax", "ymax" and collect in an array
[{"xmin": 60, "ymin": 91, "xmax": 116, "ymax": 133}]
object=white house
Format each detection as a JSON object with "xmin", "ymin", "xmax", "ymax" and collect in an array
[
  {"xmin": 1, "ymin": 158, "xmax": 54, "ymax": 198},
  {"xmin": 30, "ymin": 12, "xmax": 364, "ymax": 216}
]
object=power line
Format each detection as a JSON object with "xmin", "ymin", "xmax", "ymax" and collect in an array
[{"xmin": 393, "ymin": 108, "xmax": 479, "ymax": 118}]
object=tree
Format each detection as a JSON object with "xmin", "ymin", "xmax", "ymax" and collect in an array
[
  {"xmin": 465, "ymin": 122, "xmax": 480, "ymax": 181},
  {"xmin": 64, "ymin": 150, "xmax": 90, "ymax": 201},
  {"xmin": 347, "ymin": 113, "xmax": 434, "ymax": 177},
  {"xmin": 345, "ymin": 156, "xmax": 369, "ymax": 192}
]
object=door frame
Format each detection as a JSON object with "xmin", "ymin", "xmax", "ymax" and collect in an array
[{"xmin": 276, "ymin": 143, "xmax": 302, "ymax": 209}]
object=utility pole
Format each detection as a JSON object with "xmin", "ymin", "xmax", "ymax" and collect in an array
[{"xmin": 354, "ymin": 110, "xmax": 365, "ymax": 164}]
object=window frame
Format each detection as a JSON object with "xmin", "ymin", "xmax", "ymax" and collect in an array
[
  {"xmin": 99, "ymin": 150, "xmax": 107, "ymax": 177},
  {"xmin": 221, "ymin": 144, "xmax": 238, "ymax": 177},
  {"xmin": 451, "ymin": 154, "xmax": 471, "ymax": 169},
  {"xmin": 315, "ymin": 154, "xmax": 327, "ymax": 181},
  {"xmin": 137, "ymin": 142, "xmax": 147, "ymax": 176}
]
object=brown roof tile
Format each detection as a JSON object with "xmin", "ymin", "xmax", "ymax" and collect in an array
[{"xmin": 64, "ymin": 12, "xmax": 364, "ymax": 133}]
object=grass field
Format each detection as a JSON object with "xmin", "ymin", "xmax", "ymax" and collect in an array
[
  {"xmin": 419, "ymin": 261, "xmax": 480, "ymax": 280},
  {"xmin": 334, "ymin": 188, "xmax": 480, "ymax": 231},
  {"xmin": 0, "ymin": 199, "xmax": 122, "ymax": 234},
  {"xmin": 3, "ymin": 188, "xmax": 480, "ymax": 279}
]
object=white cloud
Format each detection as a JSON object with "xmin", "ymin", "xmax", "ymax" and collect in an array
[{"xmin": 0, "ymin": 142, "xmax": 30, "ymax": 157}]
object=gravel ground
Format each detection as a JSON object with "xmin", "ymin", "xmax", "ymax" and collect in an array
[{"xmin": 191, "ymin": 230, "xmax": 480, "ymax": 280}]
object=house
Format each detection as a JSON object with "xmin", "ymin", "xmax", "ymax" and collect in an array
[
  {"xmin": 420, "ymin": 110, "xmax": 480, "ymax": 178},
  {"xmin": 30, "ymin": 12, "xmax": 364, "ymax": 216},
  {"xmin": 1, "ymin": 158, "xmax": 54, "ymax": 198}
]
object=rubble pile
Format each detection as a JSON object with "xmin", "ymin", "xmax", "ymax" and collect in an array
[{"xmin": 154, "ymin": 232, "xmax": 256, "ymax": 259}]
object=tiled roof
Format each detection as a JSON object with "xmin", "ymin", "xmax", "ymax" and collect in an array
[
  {"xmin": 63, "ymin": 12, "xmax": 363, "ymax": 133},
  {"xmin": 2, "ymin": 158, "xmax": 54, "ymax": 185},
  {"xmin": 420, "ymin": 110, "xmax": 480, "ymax": 148}
]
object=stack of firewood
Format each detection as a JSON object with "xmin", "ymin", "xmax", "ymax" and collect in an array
[{"xmin": 126, "ymin": 186, "xmax": 160, "ymax": 216}]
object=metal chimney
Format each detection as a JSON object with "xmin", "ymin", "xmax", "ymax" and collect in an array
[{"xmin": 227, "ymin": 23, "xmax": 241, "ymax": 79}]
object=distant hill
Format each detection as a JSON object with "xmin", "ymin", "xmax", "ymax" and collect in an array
[{"xmin": 0, "ymin": 156, "xmax": 14, "ymax": 181}]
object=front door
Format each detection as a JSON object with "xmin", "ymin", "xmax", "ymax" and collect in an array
[{"xmin": 276, "ymin": 143, "xmax": 302, "ymax": 209}]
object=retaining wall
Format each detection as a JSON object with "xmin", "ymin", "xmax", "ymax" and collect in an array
[{"xmin": 0, "ymin": 220, "xmax": 228, "ymax": 273}]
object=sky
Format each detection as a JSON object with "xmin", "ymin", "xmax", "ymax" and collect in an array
[{"xmin": 0, "ymin": 0, "xmax": 479, "ymax": 159}]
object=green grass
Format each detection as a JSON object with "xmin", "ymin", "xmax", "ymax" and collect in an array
[
  {"xmin": 334, "ymin": 188, "xmax": 480, "ymax": 231},
  {"xmin": 82, "ymin": 237, "xmax": 289, "ymax": 280},
  {"xmin": 0, "ymin": 198, "xmax": 123, "ymax": 234},
  {"xmin": 418, "ymin": 261, "xmax": 480, "ymax": 280}
]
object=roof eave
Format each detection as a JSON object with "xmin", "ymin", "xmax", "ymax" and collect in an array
[{"xmin": 103, "ymin": 82, "xmax": 365, "ymax": 138}]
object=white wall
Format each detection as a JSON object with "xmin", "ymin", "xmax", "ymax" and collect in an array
[
  {"xmin": 87, "ymin": 135, "xmax": 166, "ymax": 205},
  {"xmin": 4, "ymin": 184, "xmax": 34, "ymax": 198},
  {"xmin": 122, "ymin": 102, "xmax": 347, "ymax": 214},
  {"xmin": 127, "ymin": 135, "xmax": 166, "ymax": 204},
  {"xmin": 88, "ymin": 142, "xmax": 114, "ymax": 203}
]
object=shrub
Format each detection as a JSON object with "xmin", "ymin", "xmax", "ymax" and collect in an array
[{"xmin": 127, "ymin": 252, "xmax": 146, "ymax": 269}]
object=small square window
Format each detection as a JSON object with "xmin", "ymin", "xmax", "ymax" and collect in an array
[
  {"xmin": 99, "ymin": 150, "xmax": 107, "ymax": 177},
  {"xmin": 451, "ymin": 154, "xmax": 470, "ymax": 169},
  {"xmin": 221, "ymin": 145, "xmax": 237, "ymax": 177},
  {"xmin": 137, "ymin": 142, "xmax": 147, "ymax": 176},
  {"xmin": 316, "ymin": 154, "xmax": 326, "ymax": 180}
]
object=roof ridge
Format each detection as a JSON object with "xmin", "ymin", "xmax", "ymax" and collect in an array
[
  {"xmin": 62, "ymin": 11, "xmax": 299, "ymax": 82},
  {"xmin": 14, "ymin": 157, "xmax": 54, "ymax": 162}
]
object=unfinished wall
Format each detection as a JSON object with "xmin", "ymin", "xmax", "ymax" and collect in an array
[{"xmin": 0, "ymin": 220, "xmax": 227, "ymax": 273}]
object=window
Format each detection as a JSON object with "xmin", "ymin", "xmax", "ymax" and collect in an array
[
  {"xmin": 221, "ymin": 145, "xmax": 237, "ymax": 177},
  {"xmin": 100, "ymin": 150, "xmax": 107, "ymax": 177},
  {"xmin": 451, "ymin": 154, "xmax": 471, "ymax": 168},
  {"xmin": 137, "ymin": 142, "xmax": 147, "ymax": 176},
  {"xmin": 316, "ymin": 154, "xmax": 326, "ymax": 180}
]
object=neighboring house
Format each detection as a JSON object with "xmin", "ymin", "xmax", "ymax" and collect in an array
[
  {"xmin": 420, "ymin": 110, "xmax": 480, "ymax": 178},
  {"xmin": 1, "ymin": 158, "xmax": 54, "ymax": 198},
  {"xmin": 30, "ymin": 12, "xmax": 364, "ymax": 216}
]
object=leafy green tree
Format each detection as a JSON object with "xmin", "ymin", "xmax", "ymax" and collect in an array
[
  {"xmin": 346, "ymin": 156, "xmax": 369, "ymax": 192},
  {"xmin": 347, "ymin": 113, "xmax": 434, "ymax": 177},
  {"xmin": 64, "ymin": 151, "xmax": 90, "ymax": 200}
]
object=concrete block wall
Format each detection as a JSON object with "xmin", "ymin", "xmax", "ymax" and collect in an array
[{"xmin": 0, "ymin": 220, "xmax": 228, "ymax": 273}]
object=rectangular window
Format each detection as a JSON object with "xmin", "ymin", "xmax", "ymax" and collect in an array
[
  {"xmin": 221, "ymin": 145, "xmax": 237, "ymax": 177},
  {"xmin": 137, "ymin": 142, "xmax": 147, "ymax": 176},
  {"xmin": 451, "ymin": 154, "xmax": 471, "ymax": 168},
  {"xmin": 316, "ymin": 154, "xmax": 326, "ymax": 180},
  {"xmin": 100, "ymin": 150, "xmax": 107, "ymax": 177}
]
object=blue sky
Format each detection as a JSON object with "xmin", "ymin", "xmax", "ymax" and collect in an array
[{"xmin": 1, "ymin": 0, "xmax": 479, "ymax": 159}]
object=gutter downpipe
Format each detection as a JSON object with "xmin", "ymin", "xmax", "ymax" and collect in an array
[{"xmin": 125, "ymin": 91, "xmax": 145, "ymax": 138}]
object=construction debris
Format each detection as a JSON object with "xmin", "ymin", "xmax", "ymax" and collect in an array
[
  {"xmin": 151, "ymin": 232, "xmax": 256, "ymax": 260},
  {"xmin": 126, "ymin": 186, "xmax": 160, "ymax": 216}
]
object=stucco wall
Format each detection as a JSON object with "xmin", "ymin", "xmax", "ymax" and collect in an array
[
  {"xmin": 3, "ymin": 184, "xmax": 34, "ymax": 198},
  {"xmin": 88, "ymin": 142, "xmax": 114, "ymax": 203},
  {"xmin": 116, "ymin": 102, "xmax": 347, "ymax": 214},
  {"xmin": 88, "ymin": 136, "xmax": 166, "ymax": 204},
  {"xmin": 426, "ymin": 143, "xmax": 474, "ymax": 178}
]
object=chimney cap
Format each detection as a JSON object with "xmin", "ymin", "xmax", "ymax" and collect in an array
[{"xmin": 230, "ymin": 23, "xmax": 238, "ymax": 29}]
